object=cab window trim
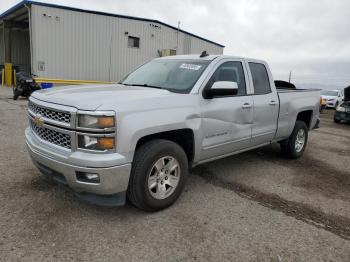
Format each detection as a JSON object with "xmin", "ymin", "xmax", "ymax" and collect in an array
[{"xmin": 202, "ymin": 60, "xmax": 250, "ymax": 98}]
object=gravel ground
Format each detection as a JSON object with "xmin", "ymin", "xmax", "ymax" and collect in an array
[{"xmin": 0, "ymin": 87, "xmax": 349, "ymax": 261}]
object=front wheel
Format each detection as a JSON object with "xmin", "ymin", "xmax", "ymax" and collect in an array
[
  {"xmin": 280, "ymin": 121, "xmax": 308, "ymax": 159},
  {"xmin": 127, "ymin": 139, "xmax": 188, "ymax": 212}
]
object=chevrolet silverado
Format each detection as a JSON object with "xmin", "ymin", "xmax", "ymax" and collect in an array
[{"xmin": 26, "ymin": 54, "xmax": 321, "ymax": 211}]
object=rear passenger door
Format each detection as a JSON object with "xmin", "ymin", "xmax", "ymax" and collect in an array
[{"xmin": 247, "ymin": 61, "xmax": 279, "ymax": 146}]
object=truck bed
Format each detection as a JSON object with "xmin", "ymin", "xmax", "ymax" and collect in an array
[
  {"xmin": 277, "ymin": 88, "xmax": 322, "ymax": 93},
  {"xmin": 275, "ymin": 88, "xmax": 321, "ymax": 141}
]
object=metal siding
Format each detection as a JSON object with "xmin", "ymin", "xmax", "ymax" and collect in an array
[
  {"xmin": 11, "ymin": 29, "xmax": 31, "ymax": 72},
  {"xmin": 31, "ymin": 5, "xmax": 224, "ymax": 81},
  {"xmin": 189, "ymin": 36, "xmax": 223, "ymax": 55},
  {"xmin": 183, "ymin": 34, "xmax": 191, "ymax": 54},
  {"xmin": 0, "ymin": 27, "xmax": 4, "ymax": 64},
  {"xmin": 32, "ymin": 5, "xmax": 112, "ymax": 80}
]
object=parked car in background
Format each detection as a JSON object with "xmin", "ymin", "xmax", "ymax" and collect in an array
[
  {"xmin": 321, "ymin": 89, "xmax": 344, "ymax": 108},
  {"xmin": 334, "ymin": 86, "xmax": 350, "ymax": 123},
  {"xmin": 25, "ymin": 54, "xmax": 321, "ymax": 211}
]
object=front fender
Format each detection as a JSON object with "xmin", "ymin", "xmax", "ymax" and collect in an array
[{"xmin": 116, "ymin": 107, "xmax": 202, "ymax": 162}]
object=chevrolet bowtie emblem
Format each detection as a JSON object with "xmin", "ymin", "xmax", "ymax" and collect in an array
[{"xmin": 34, "ymin": 114, "xmax": 44, "ymax": 127}]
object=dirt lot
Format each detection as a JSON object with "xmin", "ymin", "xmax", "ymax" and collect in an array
[{"xmin": 0, "ymin": 87, "xmax": 349, "ymax": 261}]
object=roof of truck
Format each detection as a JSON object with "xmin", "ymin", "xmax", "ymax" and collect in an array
[
  {"xmin": 156, "ymin": 55, "xmax": 247, "ymax": 61},
  {"xmin": 155, "ymin": 55, "xmax": 269, "ymax": 65}
]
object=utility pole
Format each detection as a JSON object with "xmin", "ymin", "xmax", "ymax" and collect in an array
[
  {"xmin": 176, "ymin": 21, "xmax": 181, "ymax": 54},
  {"xmin": 288, "ymin": 71, "xmax": 292, "ymax": 83}
]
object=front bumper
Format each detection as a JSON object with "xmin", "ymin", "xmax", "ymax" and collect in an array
[
  {"xmin": 26, "ymin": 127, "xmax": 131, "ymax": 206},
  {"xmin": 334, "ymin": 111, "xmax": 350, "ymax": 122},
  {"xmin": 326, "ymin": 101, "xmax": 337, "ymax": 108}
]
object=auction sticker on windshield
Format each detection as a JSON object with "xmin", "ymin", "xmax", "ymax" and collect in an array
[{"xmin": 179, "ymin": 64, "xmax": 202, "ymax": 70}]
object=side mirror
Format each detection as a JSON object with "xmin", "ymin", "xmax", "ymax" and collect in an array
[{"xmin": 204, "ymin": 81, "xmax": 238, "ymax": 99}]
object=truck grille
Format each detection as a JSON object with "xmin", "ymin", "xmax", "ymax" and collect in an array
[
  {"xmin": 28, "ymin": 100, "xmax": 71, "ymax": 124},
  {"xmin": 30, "ymin": 119, "xmax": 71, "ymax": 149}
]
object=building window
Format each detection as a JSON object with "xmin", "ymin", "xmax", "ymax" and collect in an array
[
  {"xmin": 169, "ymin": 49, "xmax": 176, "ymax": 56},
  {"xmin": 128, "ymin": 36, "xmax": 140, "ymax": 48}
]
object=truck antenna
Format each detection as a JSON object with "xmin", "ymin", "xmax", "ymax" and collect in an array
[{"xmin": 289, "ymin": 71, "xmax": 292, "ymax": 83}]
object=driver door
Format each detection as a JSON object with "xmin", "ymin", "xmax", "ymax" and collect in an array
[{"xmin": 199, "ymin": 60, "xmax": 253, "ymax": 161}]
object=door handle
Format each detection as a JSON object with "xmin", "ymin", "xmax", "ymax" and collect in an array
[
  {"xmin": 269, "ymin": 100, "xmax": 278, "ymax": 106},
  {"xmin": 242, "ymin": 103, "xmax": 252, "ymax": 109}
]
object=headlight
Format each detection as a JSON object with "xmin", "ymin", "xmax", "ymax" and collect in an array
[
  {"xmin": 336, "ymin": 106, "xmax": 345, "ymax": 112},
  {"xmin": 78, "ymin": 114, "xmax": 115, "ymax": 129},
  {"xmin": 78, "ymin": 135, "xmax": 115, "ymax": 151}
]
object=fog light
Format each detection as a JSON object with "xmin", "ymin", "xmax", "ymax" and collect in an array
[
  {"xmin": 76, "ymin": 172, "xmax": 100, "ymax": 183},
  {"xmin": 86, "ymin": 173, "xmax": 99, "ymax": 181}
]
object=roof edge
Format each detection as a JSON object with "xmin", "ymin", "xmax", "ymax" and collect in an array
[
  {"xmin": 0, "ymin": 0, "xmax": 28, "ymax": 19},
  {"xmin": 0, "ymin": 0, "xmax": 225, "ymax": 48}
]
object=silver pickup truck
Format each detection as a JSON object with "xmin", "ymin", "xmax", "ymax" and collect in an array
[{"xmin": 26, "ymin": 54, "xmax": 320, "ymax": 211}]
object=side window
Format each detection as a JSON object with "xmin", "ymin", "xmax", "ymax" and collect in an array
[
  {"xmin": 249, "ymin": 63, "xmax": 271, "ymax": 95},
  {"xmin": 206, "ymin": 61, "xmax": 247, "ymax": 96}
]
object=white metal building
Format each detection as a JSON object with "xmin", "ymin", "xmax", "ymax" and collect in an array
[{"xmin": 0, "ymin": 1, "xmax": 224, "ymax": 82}]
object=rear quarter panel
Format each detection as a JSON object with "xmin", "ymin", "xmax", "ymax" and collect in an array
[{"xmin": 275, "ymin": 90, "xmax": 320, "ymax": 140}]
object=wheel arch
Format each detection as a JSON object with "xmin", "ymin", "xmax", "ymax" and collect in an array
[
  {"xmin": 134, "ymin": 129, "xmax": 195, "ymax": 164},
  {"xmin": 296, "ymin": 110, "xmax": 313, "ymax": 129}
]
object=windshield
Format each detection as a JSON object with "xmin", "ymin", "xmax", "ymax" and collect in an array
[
  {"xmin": 119, "ymin": 59, "xmax": 210, "ymax": 93},
  {"xmin": 321, "ymin": 90, "xmax": 338, "ymax": 96}
]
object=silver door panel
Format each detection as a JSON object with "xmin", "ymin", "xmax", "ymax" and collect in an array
[{"xmin": 200, "ymin": 96, "xmax": 253, "ymax": 160}]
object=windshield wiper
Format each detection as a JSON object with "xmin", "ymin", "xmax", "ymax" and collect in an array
[{"xmin": 121, "ymin": 83, "xmax": 164, "ymax": 89}]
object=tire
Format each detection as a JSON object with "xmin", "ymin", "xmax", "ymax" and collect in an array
[
  {"xmin": 127, "ymin": 139, "xmax": 188, "ymax": 212},
  {"xmin": 13, "ymin": 85, "xmax": 21, "ymax": 100},
  {"xmin": 334, "ymin": 118, "xmax": 341, "ymax": 123},
  {"xmin": 280, "ymin": 121, "xmax": 308, "ymax": 159}
]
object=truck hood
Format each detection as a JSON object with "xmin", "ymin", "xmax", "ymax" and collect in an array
[{"xmin": 31, "ymin": 84, "xmax": 181, "ymax": 111}]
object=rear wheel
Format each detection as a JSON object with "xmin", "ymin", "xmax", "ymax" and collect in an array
[
  {"xmin": 127, "ymin": 139, "xmax": 188, "ymax": 212},
  {"xmin": 280, "ymin": 121, "xmax": 308, "ymax": 159}
]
